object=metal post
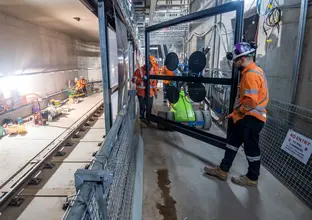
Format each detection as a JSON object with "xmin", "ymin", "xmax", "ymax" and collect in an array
[
  {"xmin": 145, "ymin": 31, "xmax": 151, "ymax": 119},
  {"xmin": 227, "ymin": 2, "xmax": 244, "ymax": 138},
  {"xmin": 132, "ymin": 45, "xmax": 135, "ymax": 74},
  {"xmin": 291, "ymin": 0, "xmax": 308, "ymax": 104},
  {"xmin": 98, "ymin": 0, "xmax": 113, "ymax": 133},
  {"xmin": 211, "ymin": 0, "xmax": 218, "ymax": 75}
]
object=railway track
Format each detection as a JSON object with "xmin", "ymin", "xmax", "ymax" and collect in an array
[{"xmin": 0, "ymin": 99, "xmax": 105, "ymax": 219}]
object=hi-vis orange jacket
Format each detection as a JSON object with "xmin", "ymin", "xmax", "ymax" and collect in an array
[
  {"xmin": 229, "ymin": 62, "xmax": 269, "ymax": 123},
  {"xmin": 80, "ymin": 79, "xmax": 87, "ymax": 88},
  {"xmin": 75, "ymin": 81, "xmax": 83, "ymax": 90},
  {"xmin": 160, "ymin": 66, "xmax": 175, "ymax": 85},
  {"xmin": 132, "ymin": 65, "xmax": 158, "ymax": 97}
]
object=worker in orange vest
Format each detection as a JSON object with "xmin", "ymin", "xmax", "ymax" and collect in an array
[
  {"xmin": 80, "ymin": 76, "xmax": 87, "ymax": 95},
  {"xmin": 160, "ymin": 66, "xmax": 175, "ymax": 103},
  {"xmin": 150, "ymin": 55, "xmax": 159, "ymax": 74},
  {"xmin": 205, "ymin": 42, "xmax": 269, "ymax": 187},
  {"xmin": 132, "ymin": 56, "xmax": 158, "ymax": 119},
  {"xmin": 74, "ymin": 78, "xmax": 82, "ymax": 93}
]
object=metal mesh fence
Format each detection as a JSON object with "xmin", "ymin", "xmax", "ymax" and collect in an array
[
  {"xmin": 62, "ymin": 92, "xmax": 138, "ymax": 220},
  {"xmin": 106, "ymin": 99, "xmax": 136, "ymax": 220},
  {"xmin": 260, "ymin": 99, "xmax": 312, "ymax": 207}
]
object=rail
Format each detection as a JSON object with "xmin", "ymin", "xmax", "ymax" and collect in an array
[{"xmin": 0, "ymin": 98, "xmax": 104, "ymax": 213}]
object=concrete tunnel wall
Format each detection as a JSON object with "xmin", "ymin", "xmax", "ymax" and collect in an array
[
  {"xmin": 255, "ymin": 0, "xmax": 312, "ymax": 107},
  {"xmin": 0, "ymin": 11, "xmax": 102, "ymax": 98},
  {"xmin": 189, "ymin": 0, "xmax": 312, "ymax": 109}
]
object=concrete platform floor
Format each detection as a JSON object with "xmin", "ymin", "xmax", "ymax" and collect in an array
[
  {"xmin": 0, "ymin": 93, "xmax": 103, "ymax": 186},
  {"xmin": 142, "ymin": 125, "xmax": 312, "ymax": 220}
]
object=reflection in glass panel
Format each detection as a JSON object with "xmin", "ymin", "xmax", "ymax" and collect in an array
[
  {"xmin": 153, "ymin": 82, "xmax": 230, "ymax": 139},
  {"xmin": 108, "ymin": 28, "xmax": 118, "ymax": 88},
  {"xmin": 149, "ymin": 11, "xmax": 236, "ymax": 78}
]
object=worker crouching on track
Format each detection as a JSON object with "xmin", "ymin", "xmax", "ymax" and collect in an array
[
  {"xmin": 132, "ymin": 56, "xmax": 158, "ymax": 119},
  {"xmin": 205, "ymin": 42, "xmax": 269, "ymax": 187}
]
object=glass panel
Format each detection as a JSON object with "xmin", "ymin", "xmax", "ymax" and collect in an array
[
  {"xmin": 108, "ymin": 28, "xmax": 118, "ymax": 88},
  {"xmin": 148, "ymin": 11, "xmax": 236, "ymax": 79},
  {"xmin": 111, "ymin": 90, "xmax": 118, "ymax": 122}
]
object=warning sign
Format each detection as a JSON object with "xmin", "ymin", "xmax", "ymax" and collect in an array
[{"xmin": 281, "ymin": 130, "xmax": 312, "ymax": 164}]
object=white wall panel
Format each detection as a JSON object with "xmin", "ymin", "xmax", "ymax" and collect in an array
[{"xmin": 0, "ymin": 12, "xmax": 102, "ymax": 98}]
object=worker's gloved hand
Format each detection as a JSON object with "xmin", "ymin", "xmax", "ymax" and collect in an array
[
  {"xmin": 143, "ymin": 75, "xmax": 147, "ymax": 81},
  {"xmin": 226, "ymin": 112, "xmax": 234, "ymax": 119},
  {"xmin": 154, "ymin": 93, "xmax": 158, "ymax": 99}
]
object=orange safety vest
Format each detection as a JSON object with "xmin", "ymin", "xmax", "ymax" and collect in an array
[
  {"xmin": 132, "ymin": 65, "xmax": 158, "ymax": 97},
  {"xmin": 75, "ymin": 81, "xmax": 83, "ymax": 90},
  {"xmin": 153, "ymin": 63, "xmax": 159, "ymax": 75},
  {"xmin": 160, "ymin": 66, "xmax": 174, "ymax": 85},
  {"xmin": 231, "ymin": 62, "xmax": 269, "ymax": 123},
  {"xmin": 80, "ymin": 79, "xmax": 87, "ymax": 87}
]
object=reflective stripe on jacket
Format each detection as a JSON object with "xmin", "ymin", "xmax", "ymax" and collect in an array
[
  {"xmin": 131, "ymin": 65, "xmax": 157, "ymax": 97},
  {"xmin": 232, "ymin": 62, "xmax": 269, "ymax": 123}
]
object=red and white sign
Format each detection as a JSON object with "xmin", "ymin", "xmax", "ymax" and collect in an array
[{"xmin": 281, "ymin": 129, "xmax": 312, "ymax": 164}]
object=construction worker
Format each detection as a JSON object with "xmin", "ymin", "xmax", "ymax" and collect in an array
[
  {"xmin": 149, "ymin": 55, "xmax": 159, "ymax": 74},
  {"xmin": 132, "ymin": 56, "xmax": 158, "ymax": 119},
  {"xmin": 204, "ymin": 42, "xmax": 269, "ymax": 187},
  {"xmin": 80, "ymin": 76, "xmax": 87, "ymax": 95},
  {"xmin": 74, "ymin": 78, "xmax": 82, "ymax": 93},
  {"xmin": 160, "ymin": 66, "xmax": 175, "ymax": 103}
]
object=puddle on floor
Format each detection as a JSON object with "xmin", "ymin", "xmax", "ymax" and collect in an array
[{"xmin": 156, "ymin": 169, "xmax": 178, "ymax": 220}]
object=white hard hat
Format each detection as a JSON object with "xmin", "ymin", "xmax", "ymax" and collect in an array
[{"xmin": 74, "ymin": 78, "xmax": 78, "ymax": 81}]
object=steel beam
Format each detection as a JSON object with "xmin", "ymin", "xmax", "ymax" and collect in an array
[
  {"xmin": 291, "ymin": 0, "xmax": 308, "ymax": 104},
  {"xmin": 149, "ymin": 0, "xmax": 157, "ymax": 24},
  {"xmin": 150, "ymin": 75, "xmax": 232, "ymax": 85},
  {"xmin": 146, "ymin": 1, "xmax": 244, "ymax": 32},
  {"xmin": 98, "ymin": 0, "xmax": 113, "ymax": 133}
]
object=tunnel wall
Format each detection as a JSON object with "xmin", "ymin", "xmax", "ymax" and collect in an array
[
  {"xmin": 0, "ymin": 12, "xmax": 101, "ymax": 97},
  {"xmin": 189, "ymin": 0, "xmax": 312, "ymax": 109},
  {"xmin": 256, "ymin": 0, "xmax": 309, "ymax": 105}
]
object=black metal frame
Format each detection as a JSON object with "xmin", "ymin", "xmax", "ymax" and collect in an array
[
  {"xmin": 98, "ymin": 0, "xmax": 113, "ymax": 133},
  {"xmin": 144, "ymin": 1, "xmax": 244, "ymax": 149}
]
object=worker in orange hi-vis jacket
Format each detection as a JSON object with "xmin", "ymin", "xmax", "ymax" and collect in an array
[
  {"xmin": 131, "ymin": 56, "xmax": 158, "ymax": 119},
  {"xmin": 74, "ymin": 78, "xmax": 82, "ymax": 92},
  {"xmin": 205, "ymin": 42, "xmax": 269, "ymax": 187},
  {"xmin": 160, "ymin": 66, "xmax": 175, "ymax": 103},
  {"xmin": 79, "ymin": 76, "xmax": 87, "ymax": 95}
]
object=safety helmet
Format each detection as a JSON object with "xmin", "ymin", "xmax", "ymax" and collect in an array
[
  {"xmin": 74, "ymin": 78, "xmax": 78, "ymax": 82},
  {"xmin": 227, "ymin": 42, "xmax": 257, "ymax": 61},
  {"xmin": 80, "ymin": 76, "xmax": 84, "ymax": 79}
]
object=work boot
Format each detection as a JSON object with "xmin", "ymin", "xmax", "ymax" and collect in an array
[
  {"xmin": 231, "ymin": 175, "xmax": 258, "ymax": 187},
  {"xmin": 204, "ymin": 166, "xmax": 228, "ymax": 181}
]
